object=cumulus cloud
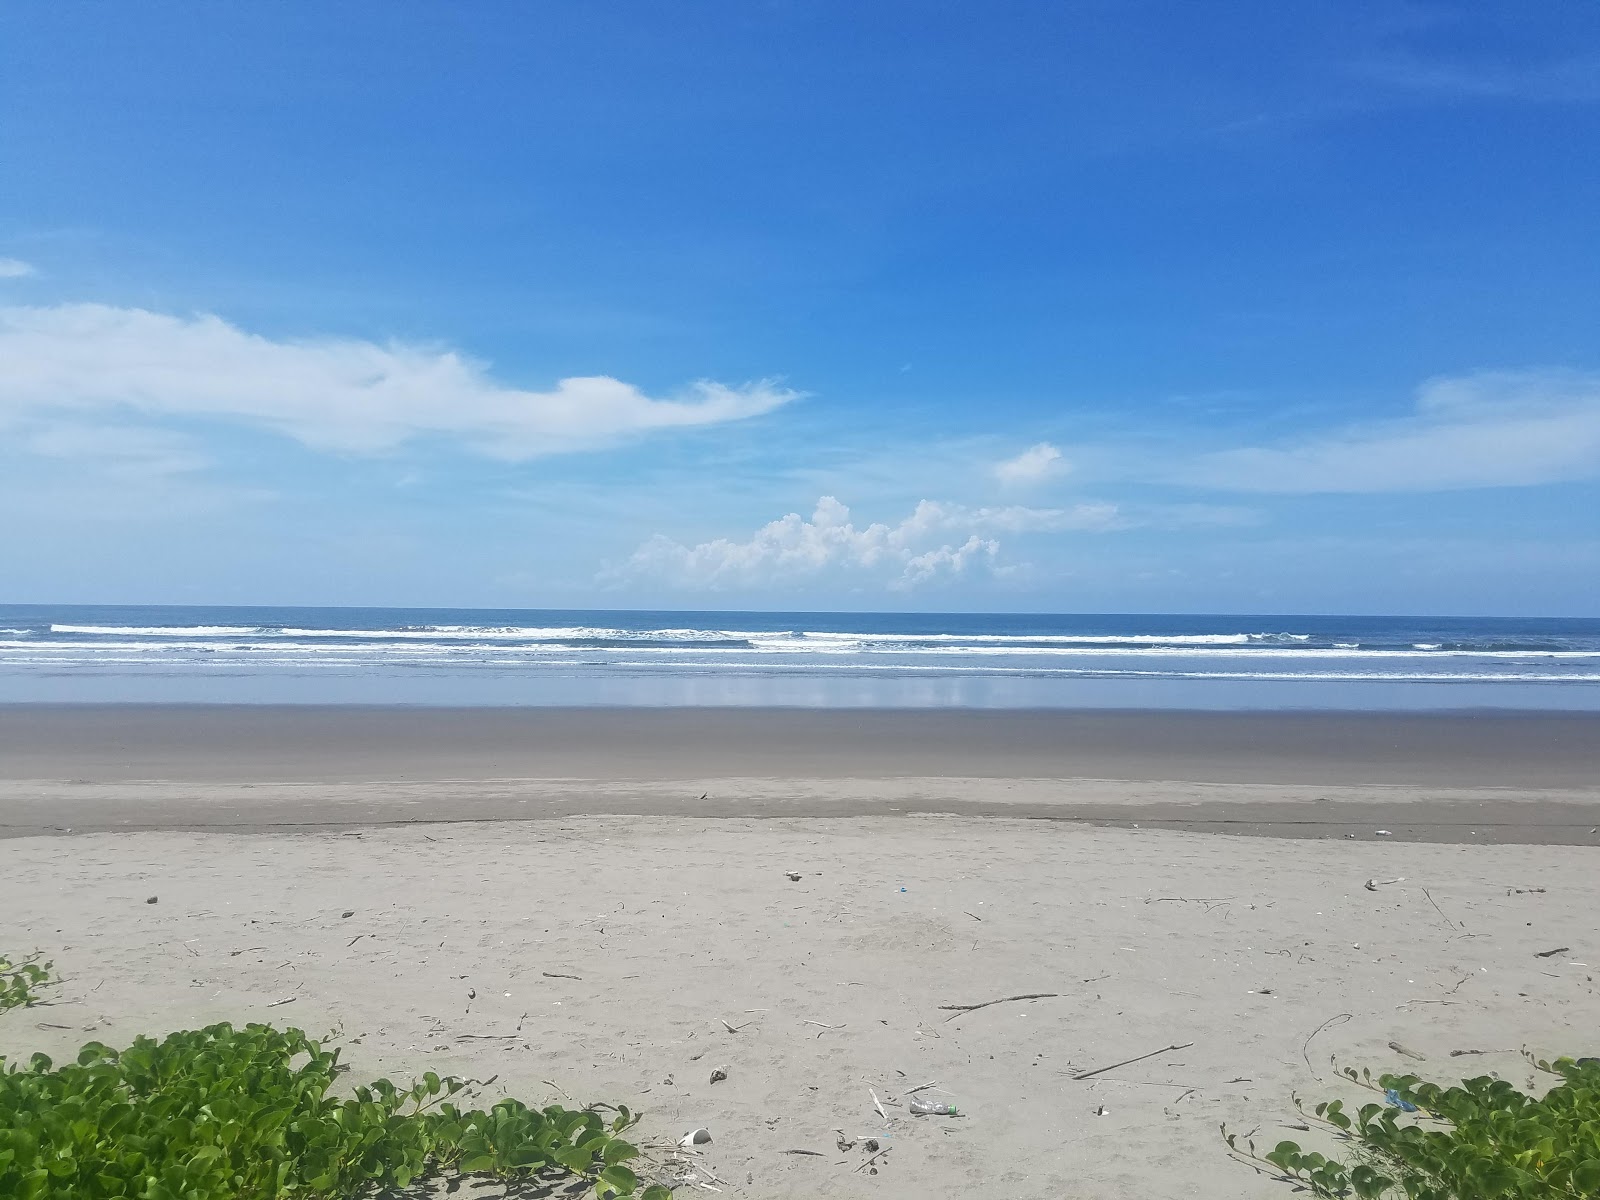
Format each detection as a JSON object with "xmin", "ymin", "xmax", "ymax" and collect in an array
[
  {"xmin": 0, "ymin": 304, "xmax": 795, "ymax": 459},
  {"xmin": 0, "ymin": 258, "xmax": 36, "ymax": 279},
  {"xmin": 994, "ymin": 441, "xmax": 1065, "ymax": 486},
  {"xmin": 613, "ymin": 495, "xmax": 1123, "ymax": 589},
  {"xmin": 1175, "ymin": 369, "xmax": 1600, "ymax": 493}
]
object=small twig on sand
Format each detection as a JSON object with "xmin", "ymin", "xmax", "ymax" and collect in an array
[
  {"xmin": 1301, "ymin": 1013, "xmax": 1352, "ymax": 1082},
  {"xmin": 1389, "ymin": 1041, "xmax": 1427, "ymax": 1062},
  {"xmin": 781, "ymin": 1149, "xmax": 825, "ymax": 1156},
  {"xmin": 542, "ymin": 971, "xmax": 582, "ymax": 980},
  {"xmin": 804, "ymin": 1021, "xmax": 845, "ymax": 1029},
  {"xmin": 1534, "ymin": 947, "xmax": 1570, "ymax": 959},
  {"xmin": 1071, "ymin": 1042, "xmax": 1193, "ymax": 1081},
  {"xmin": 855, "ymin": 1146, "xmax": 892, "ymax": 1173},
  {"xmin": 721, "ymin": 1019, "xmax": 750, "ymax": 1033},
  {"xmin": 869, "ymin": 1088, "xmax": 887, "ymax": 1119},
  {"xmin": 457, "ymin": 1033, "xmax": 520, "ymax": 1040},
  {"xmin": 904, "ymin": 1080, "xmax": 938, "ymax": 1094},
  {"xmin": 1422, "ymin": 888, "xmax": 1458, "ymax": 930},
  {"xmin": 1146, "ymin": 896, "xmax": 1234, "ymax": 904},
  {"xmin": 962, "ymin": 911, "xmax": 983, "ymax": 921},
  {"xmin": 939, "ymin": 993, "xmax": 1059, "ymax": 1022},
  {"xmin": 264, "ymin": 996, "xmax": 296, "ymax": 1008}
]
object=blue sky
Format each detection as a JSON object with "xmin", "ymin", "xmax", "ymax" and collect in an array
[{"xmin": 2, "ymin": 1, "xmax": 1597, "ymax": 614}]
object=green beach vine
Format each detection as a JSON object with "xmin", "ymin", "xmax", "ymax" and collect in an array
[
  {"xmin": 1, "ymin": 956, "xmax": 670, "ymax": 1199},
  {"xmin": 1225, "ymin": 1053, "xmax": 1600, "ymax": 1198}
]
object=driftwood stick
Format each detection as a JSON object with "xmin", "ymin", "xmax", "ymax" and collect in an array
[
  {"xmin": 1071, "ymin": 1042, "xmax": 1194, "ymax": 1080},
  {"xmin": 1301, "ymin": 1013, "xmax": 1352, "ymax": 1081},
  {"xmin": 855, "ymin": 1146, "xmax": 892, "ymax": 1173},
  {"xmin": 1421, "ymin": 888, "xmax": 1458, "ymax": 930},
  {"xmin": 938, "ymin": 992, "xmax": 1059, "ymax": 1022}
]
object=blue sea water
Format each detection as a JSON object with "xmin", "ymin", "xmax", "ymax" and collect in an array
[{"xmin": 0, "ymin": 604, "xmax": 1598, "ymax": 710}]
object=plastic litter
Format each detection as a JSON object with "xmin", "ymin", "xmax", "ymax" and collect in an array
[
  {"xmin": 679, "ymin": 1128, "xmax": 712, "ymax": 1147},
  {"xmin": 1384, "ymin": 1089, "xmax": 1418, "ymax": 1113},
  {"xmin": 909, "ymin": 1099, "xmax": 960, "ymax": 1116}
]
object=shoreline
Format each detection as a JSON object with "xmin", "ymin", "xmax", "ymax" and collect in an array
[
  {"xmin": 3, "ymin": 704, "xmax": 1597, "ymax": 845},
  {"xmin": 5, "ymin": 704, "xmax": 1599, "ymax": 785}
]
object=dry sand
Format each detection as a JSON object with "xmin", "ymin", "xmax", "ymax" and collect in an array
[{"xmin": 2, "ymin": 706, "xmax": 1598, "ymax": 1198}]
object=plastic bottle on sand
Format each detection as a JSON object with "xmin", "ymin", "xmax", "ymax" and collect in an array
[{"xmin": 909, "ymin": 1099, "xmax": 960, "ymax": 1116}]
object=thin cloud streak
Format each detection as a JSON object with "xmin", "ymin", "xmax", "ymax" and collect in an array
[
  {"xmin": 1171, "ymin": 369, "xmax": 1600, "ymax": 494},
  {"xmin": 0, "ymin": 304, "xmax": 797, "ymax": 460}
]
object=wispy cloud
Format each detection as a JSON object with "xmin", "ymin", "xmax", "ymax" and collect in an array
[
  {"xmin": 0, "ymin": 258, "xmax": 36, "ymax": 279},
  {"xmin": 994, "ymin": 441, "xmax": 1066, "ymax": 487},
  {"xmin": 0, "ymin": 304, "xmax": 797, "ymax": 459},
  {"xmin": 1174, "ymin": 369, "xmax": 1600, "ymax": 493},
  {"xmin": 610, "ymin": 495, "xmax": 1125, "ymax": 590},
  {"xmin": 1361, "ymin": 51, "xmax": 1600, "ymax": 103},
  {"xmin": 20, "ymin": 423, "xmax": 210, "ymax": 481}
]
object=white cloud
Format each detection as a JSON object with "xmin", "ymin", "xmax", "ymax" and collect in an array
[
  {"xmin": 1176, "ymin": 369, "xmax": 1600, "ymax": 493},
  {"xmin": 1364, "ymin": 52, "xmax": 1600, "ymax": 104},
  {"xmin": 19, "ymin": 423, "xmax": 209, "ymax": 481},
  {"xmin": 0, "ymin": 258, "xmax": 36, "ymax": 279},
  {"xmin": 613, "ymin": 495, "xmax": 1124, "ymax": 590},
  {"xmin": 994, "ymin": 441, "xmax": 1065, "ymax": 486},
  {"xmin": 0, "ymin": 304, "xmax": 796, "ymax": 459}
]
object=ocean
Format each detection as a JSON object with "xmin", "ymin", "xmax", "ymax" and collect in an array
[{"xmin": 1, "ymin": 604, "xmax": 1597, "ymax": 710}]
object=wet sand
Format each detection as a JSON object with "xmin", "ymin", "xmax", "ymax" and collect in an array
[{"xmin": 1, "ymin": 705, "xmax": 1597, "ymax": 843}]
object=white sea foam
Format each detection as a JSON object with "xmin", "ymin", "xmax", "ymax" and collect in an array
[
  {"xmin": 8, "ymin": 637, "xmax": 1600, "ymax": 660},
  {"xmin": 49, "ymin": 622, "xmax": 755, "ymax": 642},
  {"xmin": 51, "ymin": 624, "xmax": 269, "ymax": 637},
  {"xmin": 49, "ymin": 622, "xmax": 1323, "ymax": 647}
]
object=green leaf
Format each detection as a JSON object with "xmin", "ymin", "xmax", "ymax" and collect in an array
[
  {"xmin": 602, "ymin": 1139, "xmax": 640, "ymax": 1165},
  {"xmin": 599, "ymin": 1163, "xmax": 639, "ymax": 1191},
  {"xmin": 555, "ymin": 1145, "xmax": 595, "ymax": 1174}
]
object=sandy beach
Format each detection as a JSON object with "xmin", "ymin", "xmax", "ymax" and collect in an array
[{"xmin": 3, "ymin": 705, "xmax": 1598, "ymax": 1198}]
